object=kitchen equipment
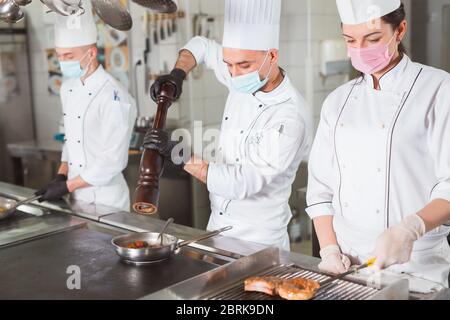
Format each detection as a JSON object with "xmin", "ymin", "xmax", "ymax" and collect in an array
[
  {"xmin": 172, "ymin": 14, "xmax": 177, "ymax": 33},
  {"xmin": 131, "ymin": 0, "xmax": 177, "ymax": 13},
  {"xmin": 157, "ymin": 217, "xmax": 173, "ymax": 244},
  {"xmin": 166, "ymin": 16, "xmax": 171, "ymax": 37},
  {"xmin": 0, "ymin": 225, "xmax": 221, "ymax": 299},
  {"xmin": 0, "ymin": 0, "xmax": 24, "ymax": 23},
  {"xmin": 318, "ymin": 258, "xmax": 377, "ymax": 288},
  {"xmin": 133, "ymin": 82, "xmax": 176, "ymax": 214},
  {"xmin": 91, "ymin": 0, "xmax": 133, "ymax": 31},
  {"xmin": 152, "ymin": 15, "xmax": 159, "ymax": 45},
  {"xmin": 209, "ymin": 265, "xmax": 382, "ymax": 300},
  {"xmin": 0, "ymin": 194, "xmax": 41, "ymax": 221},
  {"xmin": 111, "ymin": 226, "xmax": 233, "ymax": 265},
  {"xmin": 159, "ymin": 16, "xmax": 165, "ymax": 40},
  {"xmin": 13, "ymin": 0, "xmax": 31, "ymax": 6},
  {"xmin": 40, "ymin": 0, "xmax": 60, "ymax": 13},
  {"xmin": 60, "ymin": 0, "xmax": 81, "ymax": 5},
  {"xmin": 143, "ymin": 247, "xmax": 410, "ymax": 300},
  {"xmin": 52, "ymin": 0, "xmax": 84, "ymax": 16},
  {"xmin": 140, "ymin": 12, "xmax": 151, "ymax": 95}
]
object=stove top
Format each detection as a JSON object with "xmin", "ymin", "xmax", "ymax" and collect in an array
[
  {"xmin": 0, "ymin": 227, "xmax": 219, "ymax": 299},
  {"xmin": 0, "ymin": 207, "xmax": 86, "ymax": 248}
]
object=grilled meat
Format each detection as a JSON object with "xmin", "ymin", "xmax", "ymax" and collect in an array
[
  {"xmin": 244, "ymin": 276, "xmax": 320, "ymax": 300},
  {"xmin": 244, "ymin": 276, "xmax": 283, "ymax": 296},
  {"xmin": 277, "ymin": 278, "xmax": 321, "ymax": 300}
]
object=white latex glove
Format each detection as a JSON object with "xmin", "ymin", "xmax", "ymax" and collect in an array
[
  {"xmin": 318, "ymin": 244, "xmax": 351, "ymax": 274},
  {"xmin": 373, "ymin": 214, "xmax": 426, "ymax": 269}
]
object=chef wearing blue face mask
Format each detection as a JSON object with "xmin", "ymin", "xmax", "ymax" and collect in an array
[
  {"xmin": 35, "ymin": 10, "xmax": 137, "ymax": 211},
  {"xmin": 145, "ymin": 0, "xmax": 312, "ymax": 251}
]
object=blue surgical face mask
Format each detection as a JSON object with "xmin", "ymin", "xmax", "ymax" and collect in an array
[
  {"xmin": 59, "ymin": 51, "xmax": 91, "ymax": 79},
  {"xmin": 230, "ymin": 52, "xmax": 273, "ymax": 94}
]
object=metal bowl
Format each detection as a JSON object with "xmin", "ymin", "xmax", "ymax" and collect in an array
[
  {"xmin": 13, "ymin": 0, "xmax": 32, "ymax": 6},
  {"xmin": 0, "ymin": 0, "xmax": 24, "ymax": 23},
  {"xmin": 112, "ymin": 232, "xmax": 179, "ymax": 264},
  {"xmin": 0, "ymin": 197, "xmax": 19, "ymax": 221}
]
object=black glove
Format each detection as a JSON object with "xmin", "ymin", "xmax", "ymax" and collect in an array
[
  {"xmin": 35, "ymin": 174, "xmax": 67, "ymax": 197},
  {"xmin": 143, "ymin": 129, "xmax": 189, "ymax": 168},
  {"xmin": 150, "ymin": 68, "xmax": 187, "ymax": 102},
  {"xmin": 35, "ymin": 174, "xmax": 69, "ymax": 203}
]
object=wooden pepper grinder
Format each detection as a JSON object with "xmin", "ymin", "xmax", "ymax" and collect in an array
[{"xmin": 133, "ymin": 82, "xmax": 176, "ymax": 214}]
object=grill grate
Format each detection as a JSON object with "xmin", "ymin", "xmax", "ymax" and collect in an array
[{"xmin": 205, "ymin": 265, "xmax": 379, "ymax": 300}]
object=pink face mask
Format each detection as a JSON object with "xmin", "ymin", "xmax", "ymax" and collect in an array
[{"xmin": 347, "ymin": 33, "xmax": 398, "ymax": 75}]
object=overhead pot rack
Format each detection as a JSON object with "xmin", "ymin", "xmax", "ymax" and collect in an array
[
  {"xmin": 37, "ymin": 0, "xmax": 177, "ymax": 31},
  {"xmin": 0, "ymin": 0, "xmax": 33, "ymax": 23},
  {"xmin": 131, "ymin": 0, "xmax": 177, "ymax": 13}
]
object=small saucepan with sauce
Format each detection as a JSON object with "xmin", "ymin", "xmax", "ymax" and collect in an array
[
  {"xmin": 0, "ymin": 195, "xmax": 41, "ymax": 221},
  {"xmin": 111, "ymin": 225, "xmax": 233, "ymax": 265}
]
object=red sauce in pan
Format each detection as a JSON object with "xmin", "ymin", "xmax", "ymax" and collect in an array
[{"xmin": 126, "ymin": 241, "xmax": 162, "ymax": 249}]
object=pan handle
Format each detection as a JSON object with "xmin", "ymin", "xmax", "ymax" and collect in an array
[
  {"xmin": 177, "ymin": 226, "xmax": 233, "ymax": 248},
  {"xmin": 14, "ymin": 195, "xmax": 41, "ymax": 208}
]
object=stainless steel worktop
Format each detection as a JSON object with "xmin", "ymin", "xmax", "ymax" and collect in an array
[
  {"xmin": 0, "ymin": 182, "xmax": 264, "ymax": 299},
  {"xmin": 0, "ymin": 182, "xmax": 448, "ymax": 300},
  {"xmin": 0, "ymin": 226, "xmax": 218, "ymax": 299},
  {"xmin": 7, "ymin": 140, "xmax": 63, "ymax": 158}
]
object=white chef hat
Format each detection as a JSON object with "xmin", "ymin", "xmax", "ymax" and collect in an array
[
  {"xmin": 54, "ymin": 9, "xmax": 98, "ymax": 48},
  {"xmin": 336, "ymin": 0, "xmax": 401, "ymax": 25},
  {"xmin": 222, "ymin": 0, "xmax": 281, "ymax": 51}
]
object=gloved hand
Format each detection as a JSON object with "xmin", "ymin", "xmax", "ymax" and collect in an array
[
  {"xmin": 150, "ymin": 68, "xmax": 187, "ymax": 102},
  {"xmin": 143, "ymin": 129, "xmax": 188, "ymax": 168},
  {"xmin": 35, "ymin": 175, "xmax": 69, "ymax": 202},
  {"xmin": 373, "ymin": 214, "xmax": 426, "ymax": 269},
  {"xmin": 35, "ymin": 174, "xmax": 67, "ymax": 198},
  {"xmin": 318, "ymin": 244, "xmax": 352, "ymax": 274}
]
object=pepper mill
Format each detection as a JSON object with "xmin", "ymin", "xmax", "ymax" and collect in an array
[{"xmin": 133, "ymin": 82, "xmax": 176, "ymax": 214}]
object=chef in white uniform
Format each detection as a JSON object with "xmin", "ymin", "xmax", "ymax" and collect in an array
[
  {"xmin": 35, "ymin": 11, "xmax": 137, "ymax": 211},
  {"xmin": 306, "ymin": 0, "xmax": 450, "ymax": 286},
  {"xmin": 145, "ymin": 0, "xmax": 311, "ymax": 250}
]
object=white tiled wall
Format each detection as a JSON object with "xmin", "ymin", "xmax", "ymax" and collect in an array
[{"xmin": 24, "ymin": 3, "xmax": 62, "ymax": 141}]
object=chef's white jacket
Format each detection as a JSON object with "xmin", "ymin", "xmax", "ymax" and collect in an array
[
  {"xmin": 182, "ymin": 36, "xmax": 312, "ymax": 250},
  {"xmin": 306, "ymin": 55, "xmax": 450, "ymax": 286},
  {"xmin": 60, "ymin": 65, "xmax": 137, "ymax": 211}
]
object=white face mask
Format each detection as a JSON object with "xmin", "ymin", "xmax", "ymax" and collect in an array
[{"xmin": 230, "ymin": 51, "xmax": 273, "ymax": 94}]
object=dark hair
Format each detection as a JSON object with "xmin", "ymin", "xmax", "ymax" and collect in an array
[{"xmin": 381, "ymin": 3, "xmax": 407, "ymax": 55}]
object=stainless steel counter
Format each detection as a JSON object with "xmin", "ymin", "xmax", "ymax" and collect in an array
[
  {"xmin": 7, "ymin": 140, "xmax": 63, "ymax": 160},
  {"xmin": 0, "ymin": 207, "xmax": 86, "ymax": 248},
  {"xmin": 0, "ymin": 226, "xmax": 218, "ymax": 299},
  {"xmin": 0, "ymin": 182, "xmax": 448, "ymax": 300}
]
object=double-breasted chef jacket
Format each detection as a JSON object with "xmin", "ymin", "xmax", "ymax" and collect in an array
[
  {"xmin": 306, "ymin": 55, "xmax": 450, "ymax": 286},
  {"xmin": 60, "ymin": 65, "xmax": 137, "ymax": 212},
  {"xmin": 183, "ymin": 36, "xmax": 312, "ymax": 251}
]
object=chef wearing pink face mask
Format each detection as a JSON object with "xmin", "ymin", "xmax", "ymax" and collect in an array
[{"xmin": 306, "ymin": 0, "xmax": 450, "ymax": 288}]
